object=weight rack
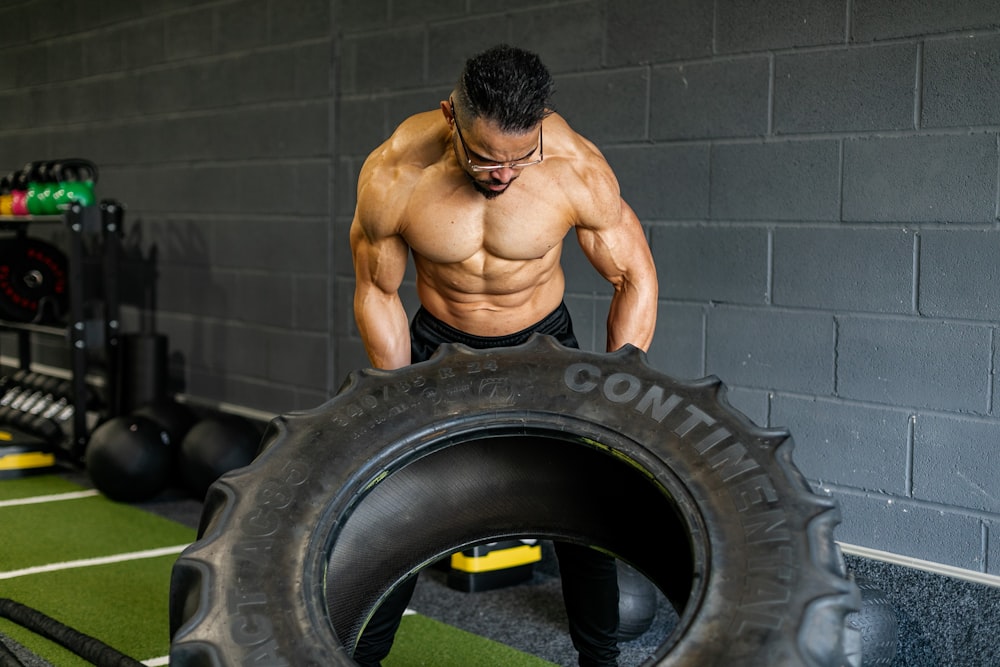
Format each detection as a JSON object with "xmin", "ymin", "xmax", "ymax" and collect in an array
[{"xmin": 0, "ymin": 201, "xmax": 123, "ymax": 461}]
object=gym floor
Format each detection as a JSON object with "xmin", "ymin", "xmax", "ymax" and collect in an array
[
  {"xmin": 4, "ymin": 466, "xmax": 999, "ymax": 666},
  {"xmin": 121, "ymin": 481, "xmax": 1000, "ymax": 666}
]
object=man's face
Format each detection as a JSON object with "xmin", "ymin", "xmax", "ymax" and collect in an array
[{"xmin": 451, "ymin": 108, "xmax": 543, "ymax": 200}]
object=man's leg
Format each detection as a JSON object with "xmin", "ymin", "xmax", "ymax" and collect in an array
[
  {"xmin": 351, "ymin": 575, "xmax": 420, "ymax": 667},
  {"xmin": 554, "ymin": 542, "xmax": 620, "ymax": 667}
]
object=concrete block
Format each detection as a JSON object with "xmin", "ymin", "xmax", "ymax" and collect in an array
[
  {"xmin": 914, "ymin": 414, "xmax": 1000, "ymax": 514},
  {"xmin": 852, "ymin": 0, "xmax": 1000, "ymax": 41},
  {"xmin": 156, "ymin": 265, "xmax": 231, "ymax": 318},
  {"xmin": 427, "ymin": 17, "xmax": 510, "ymax": 86},
  {"xmin": 771, "ymin": 395, "xmax": 909, "ymax": 494},
  {"xmin": 337, "ymin": 96, "xmax": 394, "ymax": 157},
  {"xmin": 391, "ymin": 0, "xmax": 465, "ymax": 25},
  {"xmin": 606, "ymin": 0, "xmax": 713, "ymax": 65},
  {"xmin": 650, "ymin": 226, "xmax": 768, "ymax": 304},
  {"xmin": 922, "ymin": 33, "xmax": 1000, "ymax": 128},
  {"xmin": 267, "ymin": 329, "xmax": 329, "ymax": 389},
  {"xmin": 842, "ymin": 134, "xmax": 996, "ymax": 223},
  {"xmin": 233, "ymin": 273, "xmax": 297, "ymax": 328},
  {"xmin": 601, "ymin": 144, "xmax": 710, "ymax": 221},
  {"xmin": 96, "ymin": 0, "xmax": 144, "ymax": 28},
  {"xmin": 646, "ymin": 302, "xmax": 705, "ymax": 381},
  {"xmin": 651, "ymin": 57, "xmax": 770, "ymax": 140},
  {"xmin": 774, "ymin": 44, "xmax": 916, "ymax": 134},
  {"xmin": 706, "ymin": 306, "xmax": 835, "ymax": 394},
  {"xmin": 509, "ymin": 3, "xmax": 605, "ymax": 74},
  {"xmin": 773, "ymin": 227, "xmax": 914, "ymax": 313},
  {"xmin": 337, "ymin": 0, "xmax": 389, "ymax": 31},
  {"xmin": 343, "ymin": 28, "xmax": 426, "ymax": 93},
  {"xmin": 919, "ymin": 230, "xmax": 1000, "ymax": 321},
  {"xmin": 716, "ymin": 0, "xmax": 846, "ymax": 53},
  {"xmin": 564, "ymin": 296, "xmax": 610, "ymax": 354},
  {"xmin": 554, "ymin": 69, "xmax": 649, "ymax": 144},
  {"xmin": 564, "ymin": 296, "xmax": 599, "ymax": 353},
  {"xmin": 710, "ymin": 141, "xmax": 841, "ymax": 221},
  {"xmin": 49, "ymin": 37, "xmax": 86, "ymax": 82},
  {"xmin": 721, "ymin": 386, "xmax": 770, "ymax": 427},
  {"xmin": 12, "ymin": 44, "xmax": 47, "ymax": 89},
  {"xmin": 213, "ymin": 219, "xmax": 328, "ymax": 273},
  {"xmin": 836, "ymin": 316, "xmax": 991, "ymax": 413},
  {"xmin": 562, "ymin": 232, "xmax": 616, "ymax": 294},
  {"xmin": 27, "ymin": 0, "xmax": 82, "ymax": 41},
  {"xmin": 831, "ymin": 491, "xmax": 984, "ymax": 571},
  {"xmin": 217, "ymin": 0, "xmax": 268, "ymax": 53},
  {"xmin": 220, "ymin": 323, "xmax": 270, "ymax": 378},
  {"xmin": 269, "ymin": 0, "xmax": 330, "ymax": 42},
  {"xmin": 0, "ymin": 92, "xmax": 30, "ymax": 131},
  {"xmin": 122, "ymin": 19, "xmax": 166, "ymax": 69},
  {"xmin": 165, "ymin": 8, "xmax": 216, "ymax": 61}
]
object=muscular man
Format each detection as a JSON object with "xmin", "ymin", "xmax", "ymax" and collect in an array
[{"xmin": 350, "ymin": 44, "xmax": 658, "ymax": 667}]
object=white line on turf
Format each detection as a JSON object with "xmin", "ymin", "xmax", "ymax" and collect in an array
[
  {"xmin": 0, "ymin": 489, "xmax": 100, "ymax": 508},
  {"xmin": 0, "ymin": 544, "xmax": 190, "ymax": 580},
  {"xmin": 143, "ymin": 656, "xmax": 170, "ymax": 666}
]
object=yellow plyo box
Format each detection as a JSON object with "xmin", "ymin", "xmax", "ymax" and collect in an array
[{"xmin": 447, "ymin": 540, "xmax": 542, "ymax": 592}]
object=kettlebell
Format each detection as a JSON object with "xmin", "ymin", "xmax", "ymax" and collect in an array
[
  {"xmin": 9, "ymin": 168, "xmax": 30, "ymax": 216},
  {"xmin": 25, "ymin": 161, "xmax": 59, "ymax": 216},
  {"xmin": 52, "ymin": 158, "xmax": 98, "ymax": 210},
  {"xmin": 0, "ymin": 175, "xmax": 11, "ymax": 216}
]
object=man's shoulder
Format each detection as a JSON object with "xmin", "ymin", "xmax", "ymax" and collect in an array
[{"xmin": 371, "ymin": 110, "xmax": 443, "ymax": 164}]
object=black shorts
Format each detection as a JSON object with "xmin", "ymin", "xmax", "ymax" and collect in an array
[{"xmin": 409, "ymin": 301, "xmax": 579, "ymax": 363}]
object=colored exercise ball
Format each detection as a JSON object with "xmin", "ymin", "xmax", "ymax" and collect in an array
[
  {"xmin": 179, "ymin": 415, "xmax": 262, "ymax": 500},
  {"xmin": 85, "ymin": 415, "xmax": 172, "ymax": 503}
]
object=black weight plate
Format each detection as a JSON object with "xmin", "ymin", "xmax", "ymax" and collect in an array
[{"xmin": 0, "ymin": 238, "xmax": 69, "ymax": 323}]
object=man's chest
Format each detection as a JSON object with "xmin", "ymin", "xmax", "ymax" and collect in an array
[{"xmin": 401, "ymin": 187, "xmax": 572, "ymax": 265}]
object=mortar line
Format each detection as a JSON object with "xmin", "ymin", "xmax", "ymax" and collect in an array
[
  {"xmin": 914, "ymin": 41, "xmax": 924, "ymax": 129},
  {"xmin": 765, "ymin": 228, "xmax": 774, "ymax": 305},
  {"xmin": 766, "ymin": 54, "xmax": 775, "ymax": 136},
  {"xmin": 905, "ymin": 413, "xmax": 915, "ymax": 498},
  {"xmin": 844, "ymin": 0, "xmax": 852, "ymax": 44},
  {"xmin": 988, "ymin": 327, "xmax": 996, "ymax": 415}
]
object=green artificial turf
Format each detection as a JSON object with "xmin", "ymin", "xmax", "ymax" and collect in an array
[
  {"xmin": 0, "ymin": 474, "xmax": 558, "ymax": 666},
  {"xmin": 388, "ymin": 614, "xmax": 556, "ymax": 667}
]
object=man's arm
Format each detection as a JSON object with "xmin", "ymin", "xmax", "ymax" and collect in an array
[
  {"xmin": 350, "ymin": 174, "xmax": 412, "ymax": 370},
  {"xmin": 574, "ymin": 167, "xmax": 658, "ymax": 352}
]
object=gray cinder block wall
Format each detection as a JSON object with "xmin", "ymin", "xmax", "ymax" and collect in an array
[
  {"xmin": 333, "ymin": 1, "xmax": 1000, "ymax": 577},
  {"xmin": 0, "ymin": 0, "xmax": 336, "ymax": 412},
  {"xmin": 1, "ymin": 0, "xmax": 998, "ymax": 576}
]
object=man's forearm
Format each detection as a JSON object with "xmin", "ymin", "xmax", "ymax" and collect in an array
[{"xmin": 356, "ymin": 292, "xmax": 412, "ymax": 369}]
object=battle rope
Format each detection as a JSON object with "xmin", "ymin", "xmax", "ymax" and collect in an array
[{"xmin": 0, "ymin": 599, "xmax": 145, "ymax": 667}]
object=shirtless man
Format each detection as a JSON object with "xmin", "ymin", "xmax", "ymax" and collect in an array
[{"xmin": 350, "ymin": 44, "xmax": 658, "ymax": 667}]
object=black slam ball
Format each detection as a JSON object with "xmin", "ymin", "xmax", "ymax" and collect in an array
[
  {"xmin": 85, "ymin": 415, "xmax": 172, "ymax": 503},
  {"xmin": 617, "ymin": 561, "xmax": 658, "ymax": 641},
  {"xmin": 179, "ymin": 415, "xmax": 262, "ymax": 500}
]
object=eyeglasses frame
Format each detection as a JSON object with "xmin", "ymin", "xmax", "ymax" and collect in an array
[{"xmin": 449, "ymin": 98, "xmax": 544, "ymax": 172}]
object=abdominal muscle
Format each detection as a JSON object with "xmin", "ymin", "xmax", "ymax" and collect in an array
[{"xmin": 414, "ymin": 250, "xmax": 567, "ymax": 336}]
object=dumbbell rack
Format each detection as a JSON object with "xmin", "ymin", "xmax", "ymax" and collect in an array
[{"xmin": 0, "ymin": 201, "xmax": 122, "ymax": 461}]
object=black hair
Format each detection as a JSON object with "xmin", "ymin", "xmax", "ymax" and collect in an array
[{"xmin": 455, "ymin": 44, "xmax": 555, "ymax": 133}]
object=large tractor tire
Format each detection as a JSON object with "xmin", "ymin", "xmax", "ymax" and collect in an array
[{"xmin": 169, "ymin": 336, "xmax": 859, "ymax": 666}]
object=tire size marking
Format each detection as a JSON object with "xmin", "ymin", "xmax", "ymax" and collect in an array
[
  {"xmin": 565, "ymin": 363, "xmax": 795, "ymax": 635},
  {"xmin": 333, "ymin": 361, "xmax": 506, "ymax": 437},
  {"xmin": 225, "ymin": 460, "xmax": 310, "ymax": 664}
]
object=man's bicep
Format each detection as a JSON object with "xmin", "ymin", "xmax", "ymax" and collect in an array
[
  {"xmin": 576, "ymin": 197, "xmax": 650, "ymax": 285},
  {"xmin": 350, "ymin": 216, "xmax": 409, "ymax": 295}
]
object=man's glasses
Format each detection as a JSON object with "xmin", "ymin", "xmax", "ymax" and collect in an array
[{"xmin": 450, "ymin": 99, "xmax": 543, "ymax": 172}]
